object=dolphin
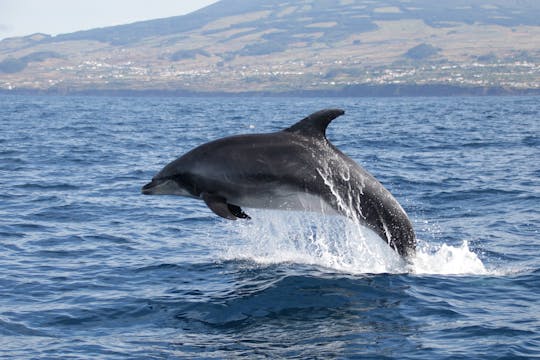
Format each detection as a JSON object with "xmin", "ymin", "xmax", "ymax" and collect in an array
[{"xmin": 142, "ymin": 109, "xmax": 415, "ymax": 257}]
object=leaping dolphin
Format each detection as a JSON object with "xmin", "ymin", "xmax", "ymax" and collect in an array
[{"xmin": 142, "ymin": 109, "xmax": 416, "ymax": 257}]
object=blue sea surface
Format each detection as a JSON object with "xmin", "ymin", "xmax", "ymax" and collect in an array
[{"xmin": 0, "ymin": 95, "xmax": 539, "ymax": 359}]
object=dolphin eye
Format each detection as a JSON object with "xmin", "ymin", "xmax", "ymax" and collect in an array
[
  {"xmin": 170, "ymin": 173, "xmax": 188, "ymax": 188},
  {"xmin": 174, "ymin": 173, "xmax": 198, "ymax": 195}
]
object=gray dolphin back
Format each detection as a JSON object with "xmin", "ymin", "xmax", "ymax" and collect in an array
[
  {"xmin": 283, "ymin": 109, "xmax": 415, "ymax": 257},
  {"xmin": 142, "ymin": 108, "xmax": 416, "ymax": 257}
]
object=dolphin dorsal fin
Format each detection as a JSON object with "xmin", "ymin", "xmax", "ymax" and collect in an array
[{"xmin": 284, "ymin": 109, "xmax": 345, "ymax": 138}]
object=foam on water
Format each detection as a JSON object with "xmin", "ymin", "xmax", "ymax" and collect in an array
[
  {"xmin": 410, "ymin": 241, "xmax": 488, "ymax": 275},
  {"xmin": 222, "ymin": 210, "xmax": 491, "ymax": 276}
]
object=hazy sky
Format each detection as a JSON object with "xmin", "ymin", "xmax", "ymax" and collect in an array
[{"xmin": 0, "ymin": 0, "xmax": 219, "ymax": 40}]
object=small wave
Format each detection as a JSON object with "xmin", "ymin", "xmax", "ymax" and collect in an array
[
  {"xmin": 174, "ymin": 273, "xmax": 385, "ymax": 328},
  {"xmin": 14, "ymin": 183, "xmax": 79, "ymax": 191},
  {"xmin": 424, "ymin": 188, "xmax": 524, "ymax": 203},
  {"xmin": 522, "ymin": 135, "xmax": 539, "ymax": 146},
  {"xmin": 0, "ymin": 317, "xmax": 49, "ymax": 337}
]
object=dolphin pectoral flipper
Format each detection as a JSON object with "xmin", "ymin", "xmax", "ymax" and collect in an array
[
  {"xmin": 201, "ymin": 192, "xmax": 237, "ymax": 220},
  {"xmin": 228, "ymin": 204, "xmax": 251, "ymax": 220}
]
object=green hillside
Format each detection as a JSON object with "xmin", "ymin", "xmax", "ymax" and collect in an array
[{"xmin": 1, "ymin": 0, "xmax": 539, "ymax": 95}]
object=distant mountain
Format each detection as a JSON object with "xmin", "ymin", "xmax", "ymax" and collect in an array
[{"xmin": 1, "ymin": 0, "xmax": 539, "ymax": 95}]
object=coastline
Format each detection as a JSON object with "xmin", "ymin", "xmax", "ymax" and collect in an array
[{"xmin": 2, "ymin": 84, "xmax": 539, "ymax": 97}]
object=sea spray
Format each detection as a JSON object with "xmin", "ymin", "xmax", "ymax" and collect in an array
[
  {"xmin": 411, "ymin": 240, "xmax": 488, "ymax": 275},
  {"xmin": 222, "ymin": 211, "xmax": 491, "ymax": 276},
  {"xmin": 222, "ymin": 210, "xmax": 407, "ymax": 274}
]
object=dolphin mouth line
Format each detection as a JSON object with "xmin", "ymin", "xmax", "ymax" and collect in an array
[
  {"xmin": 141, "ymin": 177, "xmax": 192, "ymax": 197},
  {"xmin": 141, "ymin": 180, "xmax": 158, "ymax": 195}
]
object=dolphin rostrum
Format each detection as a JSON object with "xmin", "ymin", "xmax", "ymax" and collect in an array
[{"xmin": 142, "ymin": 109, "xmax": 416, "ymax": 257}]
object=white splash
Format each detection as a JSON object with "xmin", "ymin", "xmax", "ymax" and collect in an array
[
  {"xmin": 220, "ymin": 152, "xmax": 491, "ymax": 276},
  {"xmin": 410, "ymin": 241, "xmax": 488, "ymax": 275},
  {"xmin": 222, "ymin": 210, "xmax": 405, "ymax": 274},
  {"xmin": 221, "ymin": 210, "xmax": 491, "ymax": 276}
]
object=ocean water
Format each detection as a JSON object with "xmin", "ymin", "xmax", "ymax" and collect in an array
[{"xmin": 0, "ymin": 95, "xmax": 538, "ymax": 359}]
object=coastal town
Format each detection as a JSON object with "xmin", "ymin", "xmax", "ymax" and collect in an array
[
  {"xmin": 1, "ymin": 0, "xmax": 539, "ymax": 95},
  {"xmin": 2, "ymin": 54, "xmax": 538, "ymax": 94}
]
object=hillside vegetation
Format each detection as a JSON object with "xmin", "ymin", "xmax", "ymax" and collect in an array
[{"xmin": 1, "ymin": 0, "xmax": 539, "ymax": 94}]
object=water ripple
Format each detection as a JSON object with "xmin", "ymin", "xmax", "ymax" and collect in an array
[{"xmin": 0, "ymin": 95, "xmax": 539, "ymax": 359}]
